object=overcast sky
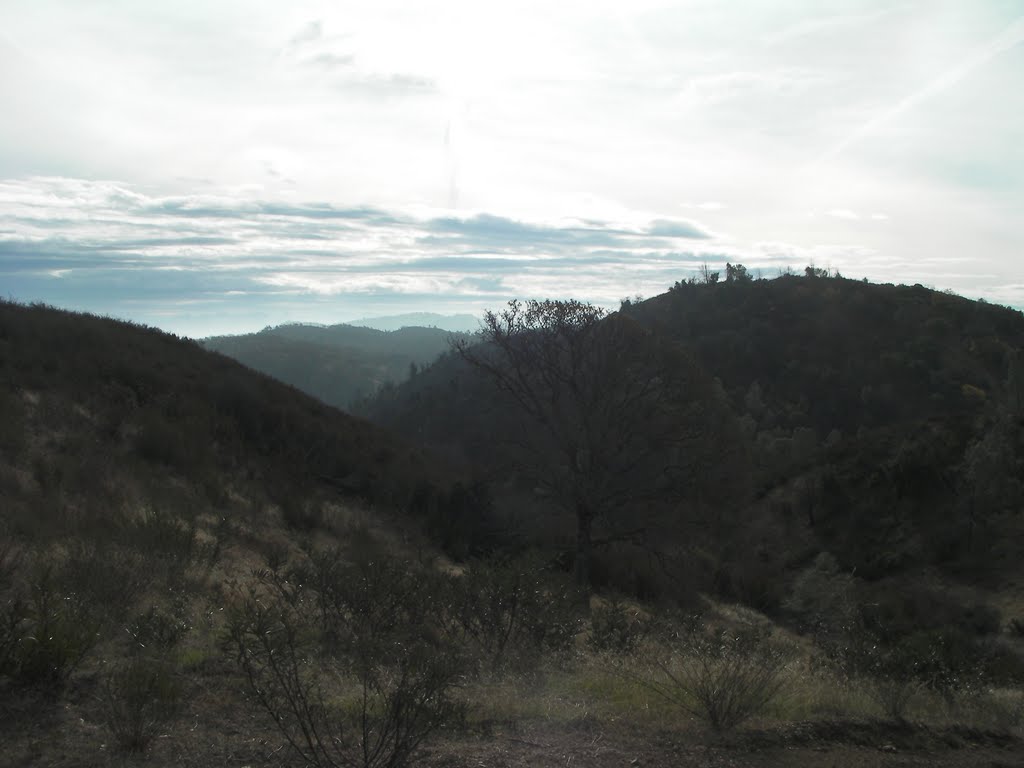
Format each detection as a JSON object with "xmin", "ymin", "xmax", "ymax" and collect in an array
[{"xmin": 1, "ymin": 0, "xmax": 1021, "ymax": 336}]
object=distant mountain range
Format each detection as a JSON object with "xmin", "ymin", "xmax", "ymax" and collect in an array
[
  {"xmin": 343, "ymin": 312, "xmax": 481, "ymax": 333},
  {"xmin": 202, "ymin": 321, "xmax": 471, "ymax": 410}
]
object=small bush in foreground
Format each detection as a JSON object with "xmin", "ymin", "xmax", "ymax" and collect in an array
[
  {"xmin": 225, "ymin": 555, "xmax": 464, "ymax": 768},
  {"xmin": 99, "ymin": 656, "xmax": 181, "ymax": 753},
  {"xmin": 440, "ymin": 557, "xmax": 581, "ymax": 677},
  {"xmin": 636, "ymin": 621, "xmax": 791, "ymax": 731}
]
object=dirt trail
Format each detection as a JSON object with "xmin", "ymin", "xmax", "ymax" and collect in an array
[{"xmin": 425, "ymin": 720, "xmax": 1024, "ymax": 768}]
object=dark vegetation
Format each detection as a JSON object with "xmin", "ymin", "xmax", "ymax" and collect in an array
[
  {"xmin": 632, "ymin": 275, "xmax": 1024, "ymax": 589},
  {"xmin": 369, "ymin": 274, "xmax": 1024, "ymax": 601},
  {"xmin": 452, "ymin": 299, "xmax": 744, "ymax": 589},
  {"xmin": 202, "ymin": 322, "xmax": 469, "ymax": 411},
  {"xmin": 1, "ymin": 270, "xmax": 1023, "ymax": 766}
]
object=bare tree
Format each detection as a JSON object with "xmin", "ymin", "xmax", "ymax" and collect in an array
[
  {"xmin": 454, "ymin": 299, "xmax": 737, "ymax": 591},
  {"xmin": 698, "ymin": 263, "xmax": 720, "ymax": 285}
]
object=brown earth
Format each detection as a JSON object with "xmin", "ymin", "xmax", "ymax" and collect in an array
[{"xmin": 4, "ymin": 673, "xmax": 1021, "ymax": 768}]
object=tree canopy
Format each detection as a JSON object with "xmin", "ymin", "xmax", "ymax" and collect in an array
[{"xmin": 455, "ymin": 299, "xmax": 743, "ymax": 590}]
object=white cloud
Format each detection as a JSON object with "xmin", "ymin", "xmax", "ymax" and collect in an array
[{"xmin": 681, "ymin": 201, "xmax": 726, "ymax": 212}]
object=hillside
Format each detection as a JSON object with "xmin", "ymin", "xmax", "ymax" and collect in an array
[
  {"xmin": 202, "ymin": 322, "xmax": 469, "ymax": 410},
  {"xmin": 365, "ymin": 275, "xmax": 1024, "ymax": 602},
  {"xmin": 2, "ymin": 295, "xmax": 1023, "ymax": 768},
  {"xmin": 0, "ymin": 300, "xmax": 486, "ymax": 766},
  {"xmin": 625, "ymin": 275, "xmax": 1024, "ymax": 588},
  {"xmin": 0, "ymin": 303, "xmax": 461, "ymax": 530}
]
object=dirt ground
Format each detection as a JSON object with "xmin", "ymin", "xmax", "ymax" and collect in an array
[
  {"xmin": 421, "ymin": 719, "xmax": 1024, "ymax": 768},
  {"xmin": 3, "ymin": 674, "xmax": 1022, "ymax": 768},
  {"xmin": 10, "ymin": 710, "xmax": 1022, "ymax": 768}
]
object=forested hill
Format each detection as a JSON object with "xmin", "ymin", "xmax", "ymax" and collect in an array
[
  {"xmin": 626, "ymin": 274, "xmax": 1024, "ymax": 437},
  {"xmin": 628, "ymin": 275, "xmax": 1024, "ymax": 584},
  {"xmin": 364, "ymin": 274, "xmax": 1024, "ymax": 601},
  {"xmin": 202, "ymin": 322, "xmax": 469, "ymax": 410}
]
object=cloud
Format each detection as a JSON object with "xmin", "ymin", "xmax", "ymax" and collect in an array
[
  {"xmin": 762, "ymin": 8, "xmax": 900, "ymax": 47},
  {"xmin": 332, "ymin": 72, "xmax": 437, "ymax": 94},
  {"xmin": 306, "ymin": 52, "xmax": 356, "ymax": 69},
  {"xmin": 281, "ymin": 19, "xmax": 436, "ymax": 95},
  {"xmin": 826, "ymin": 209, "xmax": 859, "ymax": 220},
  {"xmin": 824, "ymin": 209, "xmax": 893, "ymax": 224},
  {"xmin": 681, "ymin": 69, "xmax": 826, "ymax": 104},
  {"xmin": 143, "ymin": 197, "xmax": 402, "ymax": 225},
  {"xmin": 681, "ymin": 201, "xmax": 726, "ymax": 212},
  {"xmin": 420, "ymin": 213, "xmax": 711, "ymax": 253},
  {"xmin": 1, "ymin": 179, "xmax": 738, "ymax": 331},
  {"xmin": 647, "ymin": 219, "xmax": 711, "ymax": 238},
  {"xmin": 2, "ymin": 175, "xmax": 1020, "ymax": 336},
  {"xmin": 288, "ymin": 20, "xmax": 323, "ymax": 48},
  {"xmin": 421, "ymin": 213, "xmax": 633, "ymax": 251}
]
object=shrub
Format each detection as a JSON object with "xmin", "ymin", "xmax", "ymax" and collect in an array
[
  {"xmin": 0, "ymin": 541, "xmax": 25, "ymax": 676},
  {"xmin": 99, "ymin": 656, "xmax": 181, "ymax": 752},
  {"xmin": 119, "ymin": 508, "xmax": 197, "ymax": 581},
  {"xmin": 409, "ymin": 481, "xmax": 496, "ymax": 560},
  {"xmin": 0, "ymin": 389, "xmax": 26, "ymax": 459},
  {"xmin": 10, "ymin": 563, "xmax": 99, "ymax": 690},
  {"xmin": 224, "ymin": 554, "xmax": 464, "ymax": 768},
  {"xmin": 0, "ymin": 593, "xmax": 27, "ymax": 679},
  {"xmin": 440, "ymin": 557, "xmax": 581, "ymax": 676},
  {"xmin": 60, "ymin": 541, "xmax": 148, "ymax": 622},
  {"xmin": 783, "ymin": 552, "xmax": 856, "ymax": 637},
  {"xmin": 588, "ymin": 599, "xmax": 649, "ymax": 655},
  {"xmin": 637, "ymin": 620, "xmax": 791, "ymax": 731},
  {"xmin": 134, "ymin": 410, "xmax": 193, "ymax": 471},
  {"xmin": 126, "ymin": 602, "xmax": 191, "ymax": 656},
  {"xmin": 860, "ymin": 586, "xmax": 1001, "ymax": 642},
  {"xmin": 823, "ymin": 617, "xmax": 997, "ymax": 720},
  {"xmin": 293, "ymin": 548, "xmax": 438, "ymax": 655}
]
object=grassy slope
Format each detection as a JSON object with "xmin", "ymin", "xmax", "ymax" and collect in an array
[{"xmin": 0, "ymin": 300, "xmax": 477, "ymax": 765}]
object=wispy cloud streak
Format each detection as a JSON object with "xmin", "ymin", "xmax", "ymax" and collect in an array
[{"xmin": 821, "ymin": 15, "xmax": 1024, "ymax": 162}]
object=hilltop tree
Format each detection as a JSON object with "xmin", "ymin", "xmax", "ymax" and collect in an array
[
  {"xmin": 454, "ymin": 299, "xmax": 740, "ymax": 591},
  {"xmin": 725, "ymin": 263, "xmax": 752, "ymax": 283}
]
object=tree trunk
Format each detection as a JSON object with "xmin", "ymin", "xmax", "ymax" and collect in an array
[{"xmin": 574, "ymin": 505, "xmax": 593, "ymax": 596}]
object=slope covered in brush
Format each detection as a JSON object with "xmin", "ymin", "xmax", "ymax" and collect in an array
[{"xmin": 0, "ymin": 300, "xmax": 456, "ymax": 545}]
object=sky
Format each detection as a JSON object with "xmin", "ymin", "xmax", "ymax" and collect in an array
[{"xmin": 1, "ymin": 0, "xmax": 1021, "ymax": 337}]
